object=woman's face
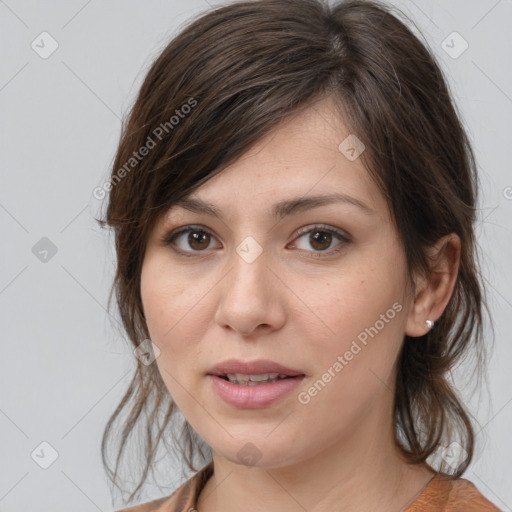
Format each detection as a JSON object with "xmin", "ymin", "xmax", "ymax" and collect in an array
[{"xmin": 140, "ymin": 96, "xmax": 417, "ymax": 468}]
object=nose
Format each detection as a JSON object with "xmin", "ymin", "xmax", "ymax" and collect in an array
[{"xmin": 214, "ymin": 240, "xmax": 286, "ymax": 337}]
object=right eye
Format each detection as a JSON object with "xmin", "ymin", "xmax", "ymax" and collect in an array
[{"xmin": 161, "ymin": 226, "xmax": 221, "ymax": 257}]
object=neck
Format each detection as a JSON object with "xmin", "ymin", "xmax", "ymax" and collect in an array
[{"xmin": 196, "ymin": 399, "xmax": 435, "ymax": 512}]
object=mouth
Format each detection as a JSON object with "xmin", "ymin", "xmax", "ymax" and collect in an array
[
  {"xmin": 217, "ymin": 373, "xmax": 300, "ymax": 385},
  {"xmin": 207, "ymin": 358, "xmax": 305, "ymax": 383},
  {"xmin": 207, "ymin": 362, "xmax": 306, "ymax": 408},
  {"xmin": 206, "ymin": 369, "xmax": 306, "ymax": 409}
]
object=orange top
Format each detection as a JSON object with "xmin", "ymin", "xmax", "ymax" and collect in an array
[{"xmin": 114, "ymin": 461, "xmax": 501, "ymax": 512}]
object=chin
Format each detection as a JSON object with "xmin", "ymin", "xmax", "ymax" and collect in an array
[{"xmin": 209, "ymin": 438, "xmax": 303, "ymax": 470}]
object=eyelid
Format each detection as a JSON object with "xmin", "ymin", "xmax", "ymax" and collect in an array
[
  {"xmin": 293, "ymin": 223, "xmax": 350, "ymax": 242},
  {"xmin": 161, "ymin": 225, "xmax": 216, "ymax": 247},
  {"xmin": 161, "ymin": 223, "xmax": 351, "ymax": 258}
]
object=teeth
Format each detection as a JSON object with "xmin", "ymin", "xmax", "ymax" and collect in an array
[{"xmin": 224, "ymin": 373, "xmax": 290, "ymax": 385}]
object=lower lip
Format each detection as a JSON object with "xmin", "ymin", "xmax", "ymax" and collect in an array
[{"xmin": 208, "ymin": 375, "xmax": 305, "ymax": 409}]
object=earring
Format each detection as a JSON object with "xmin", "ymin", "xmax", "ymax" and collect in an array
[{"xmin": 425, "ymin": 319, "xmax": 434, "ymax": 330}]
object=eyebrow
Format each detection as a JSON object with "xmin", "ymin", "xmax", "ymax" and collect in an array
[{"xmin": 171, "ymin": 192, "xmax": 375, "ymax": 222}]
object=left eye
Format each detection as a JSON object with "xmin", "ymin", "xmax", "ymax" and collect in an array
[
  {"xmin": 291, "ymin": 225, "xmax": 350, "ymax": 256},
  {"xmin": 162, "ymin": 224, "xmax": 351, "ymax": 257}
]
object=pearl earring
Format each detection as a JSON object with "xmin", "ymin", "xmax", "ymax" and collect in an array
[{"xmin": 426, "ymin": 319, "xmax": 434, "ymax": 329}]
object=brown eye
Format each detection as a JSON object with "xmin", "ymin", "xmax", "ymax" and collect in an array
[
  {"xmin": 187, "ymin": 231, "xmax": 211, "ymax": 251},
  {"xmin": 292, "ymin": 225, "xmax": 350, "ymax": 257},
  {"xmin": 308, "ymin": 230, "xmax": 332, "ymax": 251},
  {"xmin": 162, "ymin": 226, "xmax": 219, "ymax": 256},
  {"xmin": 162, "ymin": 224, "xmax": 350, "ymax": 259}
]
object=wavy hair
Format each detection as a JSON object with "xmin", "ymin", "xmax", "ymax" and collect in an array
[{"xmin": 96, "ymin": 0, "xmax": 493, "ymax": 504}]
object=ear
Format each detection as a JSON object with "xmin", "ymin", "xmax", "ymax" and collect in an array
[{"xmin": 405, "ymin": 233, "xmax": 461, "ymax": 337}]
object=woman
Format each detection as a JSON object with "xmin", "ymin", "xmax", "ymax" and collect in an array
[{"xmin": 98, "ymin": 0, "xmax": 501, "ymax": 510}]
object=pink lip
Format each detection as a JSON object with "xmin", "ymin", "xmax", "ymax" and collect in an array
[
  {"xmin": 208, "ymin": 374, "xmax": 305, "ymax": 408},
  {"xmin": 206, "ymin": 359, "xmax": 306, "ymax": 409},
  {"xmin": 207, "ymin": 358, "xmax": 304, "ymax": 377}
]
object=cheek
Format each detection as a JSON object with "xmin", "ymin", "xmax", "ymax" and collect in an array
[
  {"xmin": 140, "ymin": 255, "xmax": 197, "ymax": 343},
  {"xmin": 140, "ymin": 255, "xmax": 214, "ymax": 391},
  {"xmin": 140, "ymin": 261, "xmax": 195, "ymax": 408},
  {"xmin": 305, "ymin": 271, "xmax": 401, "ymax": 339},
  {"xmin": 294, "ymin": 278, "xmax": 405, "ymax": 438},
  {"xmin": 299, "ymin": 247, "xmax": 407, "ymax": 377}
]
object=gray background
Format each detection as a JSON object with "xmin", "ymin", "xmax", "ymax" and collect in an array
[{"xmin": 0, "ymin": 0, "xmax": 511, "ymax": 510}]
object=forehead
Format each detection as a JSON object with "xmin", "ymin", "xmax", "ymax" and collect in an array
[{"xmin": 165, "ymin": 96, "xmax": 389, "ymax": 223}]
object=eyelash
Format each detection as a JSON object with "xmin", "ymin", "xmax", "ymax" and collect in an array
[{"xmin": 161, "ymin": 224, "xmax": 351, "ymax": 259}]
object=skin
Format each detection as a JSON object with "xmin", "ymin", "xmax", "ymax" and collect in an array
[{"xmin": 140, "ymin": 95, "xmax": 461, "ymax": 512}]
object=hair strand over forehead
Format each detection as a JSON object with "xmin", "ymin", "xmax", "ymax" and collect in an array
[{"xmin": 96, "ymin": 0, "xmax": 492, "ymax": 504}]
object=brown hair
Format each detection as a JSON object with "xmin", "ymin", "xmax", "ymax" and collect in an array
[{"xmin": 96, "ymin": 0, "xmax": 493, "ymax": 504}]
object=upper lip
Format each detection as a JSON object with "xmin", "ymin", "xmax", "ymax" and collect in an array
[{"xmin": 207, "ymin": 359, "xmax": 305, "ymax": 377}]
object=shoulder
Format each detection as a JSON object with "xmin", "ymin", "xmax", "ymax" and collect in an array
[
  {"xmin": 406, "ymin": 473, "xmax": 502, "ymax": 511},
  {"xmin": 112, "ymin": 486, "xmax": 185, "ymax": 512},
  {"xmin": 444, "ymin": 477, "xmax": 502, "ymax": 511},
  {"xmin": 113, "ymin": 462, "xmax": 213, "ymax": 512},
  {"xmin": 113, "ymin": 493, "xmax": 177, "ymax": 512}
]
